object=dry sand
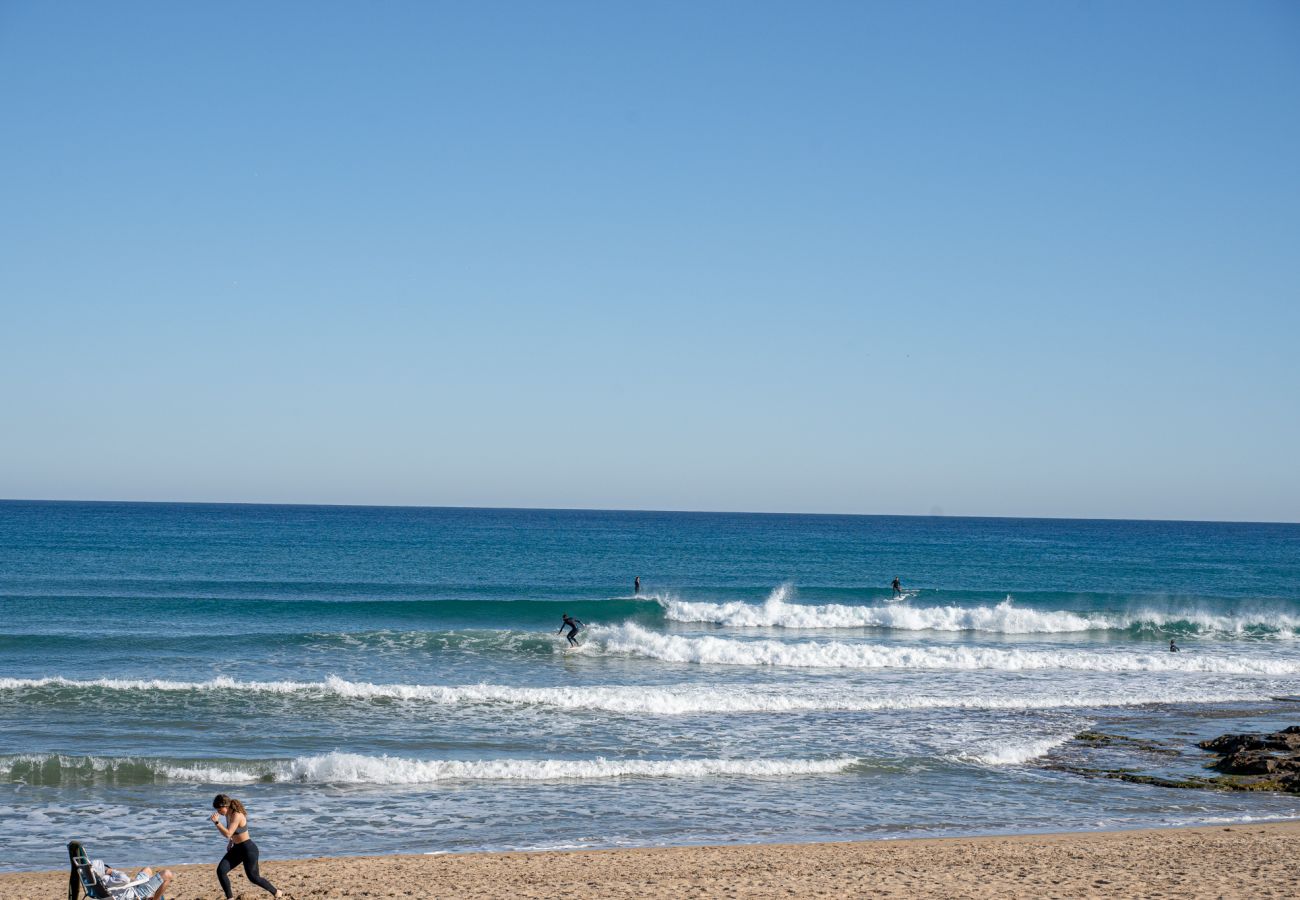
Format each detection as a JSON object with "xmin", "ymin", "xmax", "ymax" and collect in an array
[{"xmin": 9, "ymin": 821, "xmax": 1299, "ymax": 899}]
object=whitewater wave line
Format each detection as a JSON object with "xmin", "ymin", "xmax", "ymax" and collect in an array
[
  {"xmin": 0, "ymin": 675, "xmax": 1273, "ymax": 715},
  {"xmin": 957, "ymin": 733, "xmax": 1077, "ymax": 767},
  {"xmin": 662, "ymin": 591, "xmax": 1300, "ymax": 636},
  {"xmin": 0, "ymin": 751, "xmax": 857, "ymax": 785},
  {"xmin": 583, "ymin": 624, "xmax": 1300, "ymax": 674}
]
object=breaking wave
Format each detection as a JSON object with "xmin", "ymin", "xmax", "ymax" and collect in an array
[
  {"xmin": 0, "ymin": 675, "xmax": 1268, "ymax": 715},
  {"xmin": 957, "ymin": 733, "xmax": 1075, "ymax": 766},
  {"xmin": 661, "ymin": 588, "xmax": 1300, "ymax": 637},
  {"xmin": 584, "ymin": 623, "xmax": 1300, "ymax": 674},
  {"xmin": 0, "ymin": 751, "xmax": 857, "ymax": 786}
]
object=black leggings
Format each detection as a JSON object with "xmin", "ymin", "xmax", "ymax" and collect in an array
[{"xmin": 217, "ymin": 839, "xmax": 277, "ymax": 898}]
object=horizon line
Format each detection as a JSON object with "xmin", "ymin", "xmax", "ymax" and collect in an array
[{"xmin": 0, "ymin": 496, "xmax": 1295, "ymax": 527}]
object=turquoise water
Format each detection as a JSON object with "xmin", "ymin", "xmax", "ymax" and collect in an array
[{"xmin": 2, "ymin": 501, "xmax": 1298, "ymax": 872}]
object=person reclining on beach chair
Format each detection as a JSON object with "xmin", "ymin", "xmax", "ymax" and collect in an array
[{"xmin": 67, "ymin": 841, "xmax": 173, "ymax": 900}]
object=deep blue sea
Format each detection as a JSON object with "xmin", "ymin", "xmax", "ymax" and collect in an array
[{"xmin": 2, "ymin": 501, "xmax": 1299, "ymax": 872}]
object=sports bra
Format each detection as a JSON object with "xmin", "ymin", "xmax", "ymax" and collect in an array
[{"xmin": 233, "ymin": 824, "xmax": 248, "ymax": 835}]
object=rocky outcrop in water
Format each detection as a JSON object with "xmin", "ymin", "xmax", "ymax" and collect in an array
[
  {"xmin": 1198, "ymin": 726, "xmax": 1300, "ymax": 788},
  {"xmin": 1050, "ymin": 726, "xmax": 1300, "ymax": 794}
]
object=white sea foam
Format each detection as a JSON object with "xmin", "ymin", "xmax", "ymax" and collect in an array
[
  {"xmin": 584, "ymin": 623, "xmax": 1300, "ymax": 674},
  {"xmin": 277, "ymin": 752, "xmax": 856, "ymax": 784},
  {"xmin": 662, "ymin": 590, "xmax": 1300, "ymax": 636},
  {"xmin": 958, "ymin": 733, "xmax": 1075, "ymax": 766},
  {"xmin": 0, "ymin": 675, "xmax": 1276, "ymax": 713},
  {"xmin": 1129, "ymin": 608, "xmax": 1300, "ymax": 637},
  {"xmin": 665, "ymin": 593, "xmax": 1108, "ymax": 632},
  {"xmin": 156, "ymin": 762, "xmax": 268, "ymax": 782},
  {"xmin": 0, "ymin": 752, "xmax": 856, "ymax": 785}
]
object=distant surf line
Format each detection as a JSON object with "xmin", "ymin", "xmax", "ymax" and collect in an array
[
  {"xmin": 0, "ymin": 675, "xmax": 1275, "ymax": 715},
  {"xmin": 0, "ymin": 751, "xmax": 860, "ymax": 786}
]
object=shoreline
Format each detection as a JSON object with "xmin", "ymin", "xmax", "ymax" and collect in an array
[{"xmin": 9, "ymin": 821, "xmax": 1300, "ymax": 898}]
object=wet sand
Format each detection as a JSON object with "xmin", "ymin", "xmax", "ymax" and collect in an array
[{"xmin": 10, "ymin": 821, "xmax": 1300, "ymax": 899}]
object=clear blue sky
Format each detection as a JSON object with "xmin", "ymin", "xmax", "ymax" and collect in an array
[{"xmin": 2, "ymin": 1, "xmax": 1297, "ymax": 521}]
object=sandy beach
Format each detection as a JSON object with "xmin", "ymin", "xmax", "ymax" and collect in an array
[{"xmin": 10, "ymin": 821, "xmax": 1298, "ymax": 899}]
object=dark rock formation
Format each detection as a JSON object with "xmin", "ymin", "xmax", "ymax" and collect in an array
[
  {"xmin": 1056, "ymin": 726, "xmax": 1300, "ymax": 794},
  {"xmin": 1199, "ymin": 729, "xmax": 1300, "ymax": 756},
  {"xmin": 1072, "ymin": 730, "xmax": 1180, "ymax": 754},
  {"xmin": 1199, "ymin": 727, "xmax": 1300, "ymax": 784},
  {"xmin": 1211, "ymin": 750, "xmax": 1277, "ymax": 775}
]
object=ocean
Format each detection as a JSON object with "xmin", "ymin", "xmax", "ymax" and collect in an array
[{"xmin": 1, "ymin": 500, "xmax": 1298, "ymax": 872}]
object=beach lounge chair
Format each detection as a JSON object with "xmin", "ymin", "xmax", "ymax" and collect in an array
[{"xmin": 67, "ymin": 841, "xmax": 167, "ymax": 900}]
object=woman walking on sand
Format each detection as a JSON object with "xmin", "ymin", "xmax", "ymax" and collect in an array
[{"xmin": 210, "ymin": 793, "xmax": 284, "ymax": 899}]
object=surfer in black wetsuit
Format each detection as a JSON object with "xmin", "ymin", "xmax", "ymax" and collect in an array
[
  {"xmin": 559, "ymin": 614, "xmax": 585, "ymax": 647},
  {"xmin": 891, "ymin": 577, "xmax": 902, "ymax": 597},
  {"xmin": 1169, "ymin": 639, "xmax": 1180, "ymax": 652},
  {"xmin": 634, "ymin": 576, "xmax": 641, "ymax": 595}
]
